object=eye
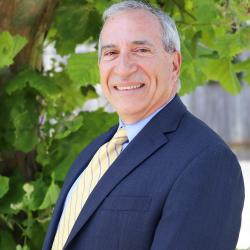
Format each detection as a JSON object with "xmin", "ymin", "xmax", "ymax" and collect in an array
[
  {"xmin": 103, "ymin": 50, "xmax": 118, "ymax": 57},
  {"xmin": 133, "ymin": 47, "xmax": 151, "ymax": 54}
]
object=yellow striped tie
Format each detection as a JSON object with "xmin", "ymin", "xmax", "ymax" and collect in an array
[{"xmin": 52, "ymin": 128, "xmax": 128, "ymax": 250}]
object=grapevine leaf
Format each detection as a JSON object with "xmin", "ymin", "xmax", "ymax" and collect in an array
[
  {"xmin": 54, "ymin": 116, "xmax": 84, "ymax": 140},
  {"xmin": 39, "ymin": 181, "xmax": 60, "ymax": 210},
  {"xmin": 52, "ymin": 4, "xmax": 102, "ymax": 55},
  {"xmin": 202, "ymin": 58, "xmax": 241, "ymax": 94},
  {"xmin": 193, "ymin": 0, "xmax": 219, "ymax": 23},
  {"xmin": 66, "ymin": 52, "xmax": 99, "ymax": 86},
  {"xmin": 0, "ymin": 230, "xmax": 16, "ymax": 250},
  {"xmin": 0, "ymin": 31, "xmax": 27, "ymax": 68},
  {"xmin": 11, "ymin": 103, "xmax": 39, "ymax": 153},
  {"xmin": 0, "ymin": 171, "xmax": 25, "ymax": 214},
  {"xmin": 6, "ymin": 68, "xmax": 61, "ymax": 98},
  {"xmin": 0, "ymin": 176, "xmax": 9, "ymax": 199}
]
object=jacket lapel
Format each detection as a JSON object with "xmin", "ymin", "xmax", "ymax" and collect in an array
[{"xmin": 64, "ymin": 95, "xmax": 187, "ymax": 249}]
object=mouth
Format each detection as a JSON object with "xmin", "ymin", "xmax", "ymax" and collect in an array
[{"xmin": 114, "ymin": 83, "xmax": 145, "ymax": 91}]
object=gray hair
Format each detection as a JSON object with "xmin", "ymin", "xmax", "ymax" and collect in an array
[{"xmin": 98, "ymin": 0, "xmax": 181, "ymax": 60}]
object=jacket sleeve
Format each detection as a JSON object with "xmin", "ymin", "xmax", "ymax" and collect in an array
[{"xmin": 150, "ymin": 144, "xmax": 245, "ymax": 250}]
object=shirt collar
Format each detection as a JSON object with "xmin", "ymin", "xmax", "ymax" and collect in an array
[{"xmin": 118, "ymin": 95, "xmax": 175, "ymax": 143}]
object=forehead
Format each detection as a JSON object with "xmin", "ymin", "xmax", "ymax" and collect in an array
[{"xmin": 101, "ymin": 9, "xmax": 163, "ymax": 46}]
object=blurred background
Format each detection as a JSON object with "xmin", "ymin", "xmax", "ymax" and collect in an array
[{"xmin": 0, "ymin": 0, "xmax": 249, "ymax": 249}]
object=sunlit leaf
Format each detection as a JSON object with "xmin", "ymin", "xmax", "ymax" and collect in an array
[
  {"xmin": 66, "ymin": 52, "xmax": 99, "ymax": 86},
  {"xmin": 180, "ymin": 42, "xmax": 206, "ymax": 94},
  {"xmin": 192, "ymin": 0, "xmax": 219, "ymax": 23},
  {"xmin": 234, "ymin": 59, "xmax": 250, "ymax": 86},
  {"xmin": 233, "ymin": 58, "xmax": 250, "ymax": 73},
  {"xmin": 202, "ymin": 58, "xmax": 241, "ymax": 94},
  {"xmin": 39, "ymin": 181, "xmax": 60, "ymax": 210},
  {"xmin": 0, "ymin": 31, "xmax": 27, "ymax": 68},
  {"xmin": 0, "ymin": 175, "xmax": 9, "ymax": 199}
]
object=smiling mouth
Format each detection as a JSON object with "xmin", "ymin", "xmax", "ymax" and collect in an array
[{"xmin": 114, "ymin": 83, "xmax": 145, "ymax": 91}]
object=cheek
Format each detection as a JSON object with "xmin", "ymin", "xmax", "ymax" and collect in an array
[
  {"xmin": 157, "ymin": 62, "xmax": 172, "ymax": 81},
  {"xmin": 137, "ymin": 63, "xmax": 156, "ymax": 82},
  {"xmin": 103, "ymin": 66, "xmax": 117, "ymax": 86},
  {"xmin": 99, "ymin": 63, "xmax": 110, "ymax": 80}
]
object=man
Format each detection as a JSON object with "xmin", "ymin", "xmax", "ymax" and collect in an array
[{"xmin": 43, "ymin": 1, "xmax": 244, "ymax": 250}]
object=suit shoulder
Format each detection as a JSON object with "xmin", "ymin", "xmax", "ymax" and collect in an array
[{"xmin": 178, "ymin": 110, "xmax": 230, "ymax": 150}]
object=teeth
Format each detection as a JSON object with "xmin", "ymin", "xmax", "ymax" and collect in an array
[{"xmin": 116, "ymin": 84, "xmax": 143, "ymax": 90}]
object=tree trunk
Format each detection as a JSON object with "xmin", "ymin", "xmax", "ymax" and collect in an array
[
  {"xmin": 0, "ymin": 0, "xmax": 59, "ymax": 180},
  {"xmin": 0, "ymin": 0, "xmax": 59, "ymax": 71}
]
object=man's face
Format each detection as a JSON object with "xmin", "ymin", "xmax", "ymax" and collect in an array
[{"xmin": 99, "ymin": 10, "xmax": 181, "ymax": 124}]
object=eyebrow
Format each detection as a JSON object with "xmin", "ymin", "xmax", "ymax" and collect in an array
[
  {"xmin": 101, "ymin": 44, "xmax": 116, "ymax": 51},
  {"xmin": 101, "ymin": 40, "xmax": 154, "ymax": 52},
  {"xmin": 131, "ymin": 40, "xmax": 154, "ymax": 47}
]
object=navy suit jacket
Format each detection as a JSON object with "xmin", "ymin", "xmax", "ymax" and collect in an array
[{"xmin": 43, "ymin": 95, "xmax": 244, "ymax": 250}]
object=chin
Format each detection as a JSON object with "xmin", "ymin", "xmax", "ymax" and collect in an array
[{"xmin": 118, "ymin": 109, "xmax": 145, "ymax": 123}]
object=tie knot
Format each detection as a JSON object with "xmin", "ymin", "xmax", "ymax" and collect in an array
[{"xmin": 112, "ymin": 128, "xmax": 128, "ymax": 145}]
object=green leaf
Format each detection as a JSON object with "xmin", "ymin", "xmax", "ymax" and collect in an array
[
  {"xmin": 52, "ymin": 110, "xmax": 117, "ymax": 181},
  {"xmin": 179, "ymin": 42, "xmax": 207, "ymax": 95},
  {"xmin": 66, "ymin": 52, "xmax": 99, "ymax": 86},
  {"xmin": 11, "ymin": 109, "xmax": 39, "ymax": 152},
  {"xmin": 202, "ymin": 58, "xmax": 241, "ymax": 94},
  {"xmin": 52, "ymin": 4, "xmax": 102, "ymax": 54},
  {"xmin": 0, "ymin": 175, "xmax": 10, "ymax": 199},
  {"xmin": 46, "ymin": 72, "xmax": 87, "ymax": 113},
  {"xmin": 22, "ymin": 179, "xmax": 49, "ymax": 211},
  {"xmin": 233, "ymin": 58, "xmax": 250, "ymax": 73},
  {"xmin": 0, "ymin": 230, "xmax": 16, "ymax": 250},
  {"xmin": 12, "ymin": 35, "xmax": 27, "ymax": 56},
  {"xmin": 29, "ymin": 221, "xmax": 46, "ymax": 250},
  {"xmin": 0, "ymin": 31, "xmax": 13, "ymax": 68},
  {"xmin": 54, "ymin": 116, "xmax": 84, "ymax": 140},
  {"xmin": 0, "ymin": 31, "xmax": 27, "ymax": 68},
  {"xmin": 212, "ymin": 32, "xmax": 249, "ymax": 58},
  {"xmin": 6, "ymin": 68, "xmax": 61, "ymax": 98},
  {"xmin": 16, "ymin": 245, "xmax": 30, "ymax": 250},
  {"xmin": 0, "ymin": 170, "xmax": 25, "ymax": 214},
  {"xmin": 29, "ymin": 179, "xmax": 48, "ymax": 211},
  {"xmin": 230, "ymin": 1, "xmax": 250, "ymax": 22},
  {"xmin": 93, "ymin": 0, "xmax": 111, "ymax": 14},
  {"xmin": 1, "ymin": 89, "xmax": 39, "ymax": 153},
  {"xmin": 193, "ymin": 0, "xmax": 219, "ymax": 23},
  {"xmin": 36, "ymin": 141, "xmax": 51, "ymax": 168},
  {"xmin": 39, "ymin": 181, "xmax": 60, "ymax": 210},
  {"xmin": 243, "ymin": 73, "xmax": 250, "ymax": 86},
  {"xmin": 233, "ymin": 58, "xmax": 250, "ymax": 86}
]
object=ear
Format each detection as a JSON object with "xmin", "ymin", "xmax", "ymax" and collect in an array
[{"xmin": 172, "ymin": 51, "xmax": 182, "ymax": 82}]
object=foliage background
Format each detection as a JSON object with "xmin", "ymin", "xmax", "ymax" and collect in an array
[{"xmin": 0, "ymin": 0, "xmax": 249, "ymax": 249}]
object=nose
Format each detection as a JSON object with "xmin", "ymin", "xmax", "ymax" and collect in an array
[{"xmin": 114, "ymin": 52, "xmax": 137, "ymax": 77}]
